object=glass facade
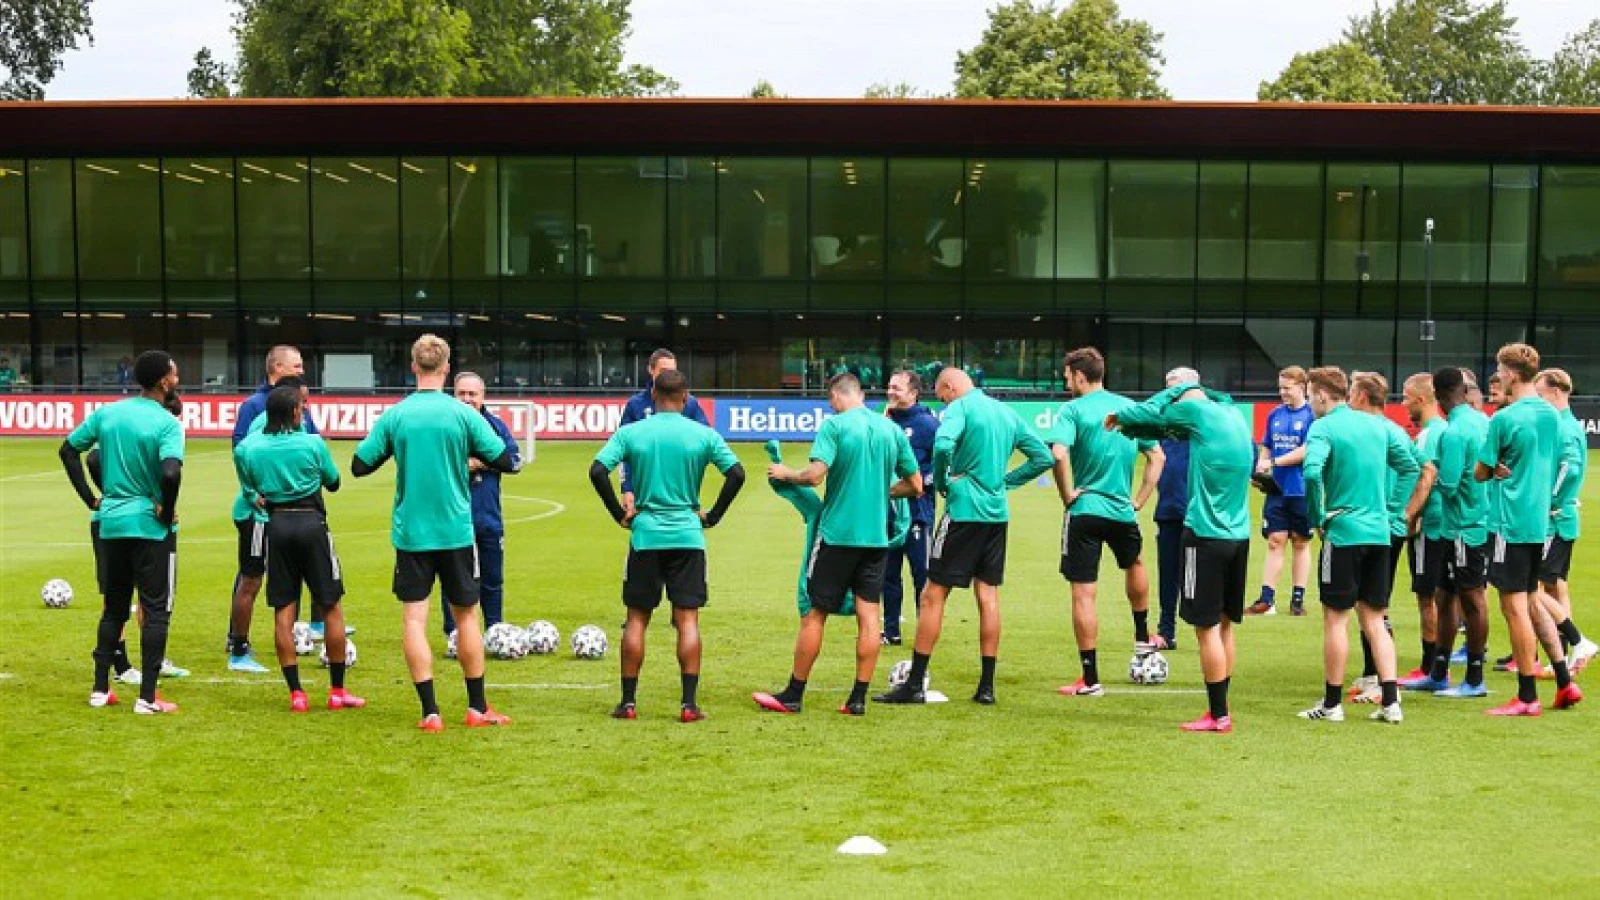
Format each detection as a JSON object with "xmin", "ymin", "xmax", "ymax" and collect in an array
[{"xmin": 1, "ymin": 155, "xmax": 1597, "ymax": 394}]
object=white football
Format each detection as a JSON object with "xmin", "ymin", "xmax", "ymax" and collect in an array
[
  {"xmin": 292, "ymin": 622, "xmax": 317, "ymax": 656},
  {"xmin": 571, "ymin": 624, "xmax": 608, "ymax": 660},
  {"xmin": 525, "ymin": 620, "xmax": 560, "ymax": 655},
  {"xmin": 485, "ymin": 622, "xmax": 527, "ymax": 660},
  {"xmin": 1130, "ymin": 650, "xmax": 1169, "ymax": 685},
  {"xmin": 41, "ymin": 578, "xmax": 73, "ymax": 608},
  {"xmin": 888, "ymin": 659, "xmax": 930, "ymax": 692},
  {"xmin": 319, "ymin": 637, "xmax": 356, "ymax": 668}
]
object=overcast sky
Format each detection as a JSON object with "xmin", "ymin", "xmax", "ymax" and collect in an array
[{"xmin": 41, "ymin": 0, "xmax": 1597, "ymax": 102}]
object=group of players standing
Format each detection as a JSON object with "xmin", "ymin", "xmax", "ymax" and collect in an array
[{"xmin": 58, "ymin": 333, "xmax": 1593, "ymax": 732}]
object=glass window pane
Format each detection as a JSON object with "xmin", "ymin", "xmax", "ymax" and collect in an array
[
  {"xmin": 1490, "ymin": 165, "xmax": 1537, "ymax": 284},
  {"xmin": 668, "ymin": 156, "xmax": 717, "ymax": 279},
  {"xmin": 968, "ymin": 159, "xmax": 1054, "ymax": 279},
  {"xmin": 1108, "ymin": 319, "xmax": 1193, "ymax": 392},
  {"xmin": 0, "ymin": 160, "xmax": 24, "ymax": 279},
  {"xmin": 163, "ymin": 158, "xmax": 236, "ymax": 281},
  {"xmin": 1324, "ymin": 163, "xmax": 1399, "ymax": 283},
  {"xmin": 718, "ymin": 158, "xmax": 806, "ymax": 279},
  {"xmin": 1246, "ymin": 317, "xmax": 1316, "ymax": 391},
  {"xmin": 1540, "ymin": 166, "xmax": 1600, "ymax": 288},
  {"xmin": 578, "ymin": 156, "xmax": 664, "ymax": 278},
  {"xmin": 1400, "ymin": 164, "xmax": 1489, "ymax": 284},
  {"xmin": 81, "ymin": 306, "xmax": 164, "ymax": 387},
  {"xmin": 449, "ymin": 156, "xmax": 498, "ymax": 279},
  {"xmin": 1199, "ymin": 163, "xmax": 1246, "ymax": 280},
  {"xmin": 887, "ymin": 159, "xmax": 964, "ymax": 279},
  {"xmin": 77, "ymin": 159, "xmax": 160, "ymax": 280},
  {"xmin": 1109, "ymin": 161, "xmax": 1195, "ymax": 279},
  {"xmin": 37, "ymin": 311, "xmax": 77, "ymax": 385},
  {"xmin": 504, "ymin": 157, "xmax": 574, "ymax": 277},
  {"xmin": 1396, "ymin": 318, "xmax": 1483, "ymax": 382},
  {"xmin": 401, "ymin": 157, "xmax": 450, "ymax": 301},
  {"xmin": 238, "ymin": 157, "xmax": 309, "ymax": 280},
  {"xmin": 0, "ymin": 309, "xmax": 30, "ymax": 388},
  {"xmin": 169, "ymin": 312, "xmax": 240, "ymax": 390},
  {"xmin": 1323, "ymin": 318, "xmax": 1395, "ymax": 379},
  {"xmin": 28, "ymin": 160, "xmax": 74, "ymax": 281},
  {"xmin": 810, "ymin": 157, "xmax": 885, "ymax": 278},
  {"xmin": 1533, "ymin": 320, "xmax": 1600, "ymax": 393},
  {"xmin": 1056, "ymin": 161, "xmax": 1103, "ymax": 279},
  {"xmin": 1248, "ymin": 163, "xmax": 1321, "ymax": 281},
  {"xmin": 311, "ymin": 156, "xmax": 398, "ymax": 281}
]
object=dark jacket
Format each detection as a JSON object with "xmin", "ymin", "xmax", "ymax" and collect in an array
[
  {"xmin": 887, "ymin": 402, "xmax": 939, "ymax": 525},
  {"xmin": 232, "ymin": 381, "xmax": 319, "ymax": 446},
  {"xmin": 1154, "ymin": 437, "xmax": 1190, "ymax": 524},
  {"xmin": 470, "ymin": 407, "xmax": 521, "ymax": 534}
]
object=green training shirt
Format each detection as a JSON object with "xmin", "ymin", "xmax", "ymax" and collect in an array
[
  {"xmin": 235, "ymin": 428, "xmax": 340, "ymax": 505},
  {"xmin": 1552, "ymin": 407, "xmax": 1585, "ymax": 541},
  {"xmin": 1114, "ymin": 385, "xmax": 1253, "ymax": 541},
  {"xmin": 354, "ymin": 390, "xmax": 509, "ymax": 552},
  {"xmin": 1047, "ymin": 389, "xmax": 1157, "ymax": 524},
  {"xmin": 1434, "ymin": 404, "xmax": 1490, "ymax": 546},
  {"xmin": 1414, "ymin": 416, "xmax": 1448, "ymax": 540},
  {"xmin": 594, "ymin": 411, "xmax": 740, "ymax": 551},
  {"xmin": 808, "ymin": 406, "xmax": 917, "ymax": 548},
  {"xmin": 1304, "ymin": 404, "xmax": 1419, "ymax": 547},
  {"xmin": 67, "ymin": 396, "xmax": 185, "ymax": 541},
  {"xmin": 1478, "ymin": 395, "xmax": 1560, "ymax": 545},
  {"xmin": 932, "ymin": 389, "xmax": 1053, "ymax": 523},
  {"xmin": 231, "ymin": 411, "xmax": 271, "ymax": 523},
  {"xmin": 1378, "ymin": 415, "xmax": 1423, "ymax": 538}
]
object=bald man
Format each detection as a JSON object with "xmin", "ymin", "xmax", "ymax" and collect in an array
[{"xmin": 875, "ymin": 367, "xmax": 1052, "ymax": 706}]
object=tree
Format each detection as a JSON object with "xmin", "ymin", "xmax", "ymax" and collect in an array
[
  {"xmin": 954, "ymin": 0, "xmax": 1168, "ymax": 100},
  {"xmin": 748, "ymin": 79, "xmax": 780, "ymax": 98},
  {"xmin": 863, "ymin": 81, "xmax": 932, "ymax": 99},
  {"xmin": 1258, "ymin": 42, "xmax": 1400, "ymax": 103},
  {"xmin": 209, "ymin": 0, "xmax": 675, "ymax": 99},
  {"xmin": 1542, "ymin": 19, "xmax": 1600, "ymax": 106},
  {"xmin": 186, "ymin": 48, "xmax": 235, "ymax": 98},
  {"xmin": 1, "ymin": 0, "xmax": 92, "ymax": 100}
]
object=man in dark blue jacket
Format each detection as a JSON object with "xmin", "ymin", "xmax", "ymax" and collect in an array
[
  {"xmin": 443, "ymin": 372, "xmax": 522, "ymax": 644},
  {"xmin": 1154, "ymin": 367, "xmax": 1199, "ymax": 650},
  {"xmin": 226, "ymin": 345, "xmax": 321, "ymax": 672},
  {"xmin": 618, "ymin": 349, "xmax": 709, "ymax": 514},
  {"xmin": 881, "ymin": 369, "xmax": 939, "ymax": 645}
]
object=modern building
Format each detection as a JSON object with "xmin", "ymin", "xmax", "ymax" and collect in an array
[{"xmin": 0, "ymin": 99, "xmax": 1596, "ymax": 394}]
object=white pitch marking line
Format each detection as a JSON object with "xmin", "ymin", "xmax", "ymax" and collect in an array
[{"xmin": 488, "ymin": 682, "xmax": 611, "ymax": 690}]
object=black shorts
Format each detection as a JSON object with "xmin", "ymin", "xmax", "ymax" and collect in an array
[
  {"xmin": 393, "ymin": 546, "xmax": 479, "ymax": 606},
  {"xmin": 265, "ymin": 510, "xmax": 345, "ymax": 610},
  {"xmin": 1412, "ymin": 536, "xmax": 1449, "ymax": 597},
  {"xmin": 624, "ymin": 548, "xmax": 708, "ymax": 611},
  {"xmin": 1318, "ymin": 543, "xmax": 1392, "ymax": 611},
  {"xmin": 806, "ymin": 541, "xmax": 887, "ymax": 614},
  {"xmin": 1541, "ymin": 537, "xmax": 1574, "ymax": 584},
  {"xmin": 1059, "ymin": 512, "xmax": 1143, "ymax": 583},
  {"xmin": 1489, "ymin": 537, "xmax": 1542, "ymax": 595},
  {"xmin": 94, "ymin": 532, "xmax": 175, "ymax": 614},
  {"xmin": 1179, "ymin": 530, "xmax": 1249, "ymax": 628},
  {"xmin": 1443, "ymin": 538, "xmax": 1490, "ymax": 593},
  {"xmin": 236, "ymin": 518, "xmax": 268, "ymax": 578},
  {"xmin": 1262, "ymin": 494, "xmax": 1313, "ymax": 539},
  {"xmin": 1389, "ymin": 535, "xmax": 1407, "ymax": 586},
  {"xmin": 927, "ymin": 517, "xmax": 1007, "ymax": 588}
]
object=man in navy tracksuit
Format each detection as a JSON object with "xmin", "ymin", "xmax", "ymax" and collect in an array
[
  {"xmin": 443, "ymin": 372, "xmax": 522, "ymax": 639},
  {"xmin": 1153, "ymin": 367, "xmax": 1199, "ymax": 650},
  {"xmin": 881, "ymin": 369, "xmax": 939, "ymax": 645},
  {"xmin": 618, "ymin": 349, "xmax": 710, "ymax": 512}
]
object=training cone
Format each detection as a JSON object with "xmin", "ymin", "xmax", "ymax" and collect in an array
[{"xmin": 836, "ymin": 836, "xmax": 888, "ymax": 856}]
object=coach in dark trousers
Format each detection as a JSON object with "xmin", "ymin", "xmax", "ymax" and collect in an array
[
  {"xmin": 882, "ymin": 369, "xmax": 939, "ymax": 645},
  {"xmin": 1155, "ymin": 367, "xmax": 1199, "ymax": 650},
  {"xmin": 443, "ymin": 372, "xmax": 521, "ymax": 639}
]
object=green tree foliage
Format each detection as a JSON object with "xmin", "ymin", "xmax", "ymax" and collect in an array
[
  {"xmin": 748, "ymin": 79, "xmax": 780, "ymax": 98},
  {"xmin": 203, "ymin": 0, "xmax": 674, "ymax": 99},
  {"xmin": 954, "ymin": 0, "xmax": 1168, "ymax": 100},
  {"xmin": 863, "ymin": 81, "xmax": 933, "ymax": 99},
  {"xmin": 1257, "ymin": 42, "xmax": 1400, "ymax": 103},
  {"xmin": 186, "ymin": 48, "xmax": 235, "ymax": 99},
  {"xmin": 0, "ymin": 0, "xmax": 92, "ymax": 100},
  {"xmin": 1542, "ymin": 19, "xmax": 1600, "ymax": 106}
]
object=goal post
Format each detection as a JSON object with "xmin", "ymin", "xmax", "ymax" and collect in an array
[{"xmin": 485, "ymin": 400, "xmax": 538, "ymax": 463}]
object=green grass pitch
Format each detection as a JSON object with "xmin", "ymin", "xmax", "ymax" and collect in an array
[{"xmin": 2, "ymin": 437, "xmax": 1597, "ymax": 896}]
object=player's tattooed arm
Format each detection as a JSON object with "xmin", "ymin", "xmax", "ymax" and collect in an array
[{"xmin": 58, "ymin": 440, "xmax": 99, "ymax": 510}]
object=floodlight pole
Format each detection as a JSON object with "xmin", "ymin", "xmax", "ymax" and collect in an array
[{"xmin": 1422, "ymin": 218, "xmax": 1436, "ymax": 373}]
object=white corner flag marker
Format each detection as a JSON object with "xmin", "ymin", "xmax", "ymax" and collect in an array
[{"xmin": 837, "ymin": 836, "xmax": 888, "ymax": 856}]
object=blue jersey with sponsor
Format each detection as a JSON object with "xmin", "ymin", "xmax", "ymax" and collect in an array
[{"xmin": 1263, "ymin": 403, "xmax": 1315, "ymax": 497}]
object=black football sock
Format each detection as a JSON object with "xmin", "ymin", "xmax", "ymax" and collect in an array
[
  {"xmin": 777, "ymin": 675, "xmax": 806, "ymax": 702},
  {"xmin": 1258, "ymin": 586, "xmax": 1275, "ymax": 606},
  {"xmin": 415, "ymin": 679, "xmax": 440, "ymax": 717},
  {"xmin": 681, "ymin": 673, "xmax": 699, "ymax": 708},
  {"xmin": 1324, "ymin": 683, "xmax": 1343, "ymax": 709},
  {"xmin": 1551, "ymin": 660, "xmax": 1572, "ymax": 690},
  {"xmin": 621, "ymin": 676, "xmax": 638, "ymax": 705},
  {"xmin": 848, "ymin": 680, "xmax": 869, "ymax": 706},
  {"xmin": 906, "ymin": 652, "xmax": 930, "ymax": 688},
  {"xmin": 1206, "ymin": 679, "xmax": 1229, "ymax": 720},
  {"xmin": 1360, "ymin": 632, "xmax": 1377, "ymax": 678},
  {"xmin": 1421, "ymin": 640, "xmax": 1437, "ymax": 674},
  {"xmin": 1291, "ymin": 586, "xmax": 1306, "ymax": 605},
  {"xmin": 1557, "ymin": 618, "xmax": 1583, "ymax": 647},
  {"xmin": 112, "ymin": 639, "xmax": 132, "ymax": 675},
  {"xmin": 1080, "ymin": 650, "xmax": 1099, "ymax": 686},
  {"xmin": 979, "ymin": 655, "xmax": 996, "ymax": 689},
  {"xmin": 329, "ymin": 662, "xmax": 346, "ymax": 690},
  {"xmin": 1429, "ymin": 651, "xmax": 1451, "ymax": 683},
  {"xmin": 1380, "ymin": 680, "xmax": 1398, "ymax": 707},
  {"xmin": 465, "ymin": 676, "xmax": 488, "ymax": 713},
  {"xmin": 228, "ymin": 634, "xmax": 251, "ymax": 657},
  {"xmin": 1465, "ymin": 653, "xmax": 1485, "ymax": 687},
  {"xmin": 1133, "ymin": 610, "xmax": 1150, "ymax": 644},
  {"xmin": 1517, "ymin": 674, "xmax": 1538, "ymax": 704},
  {"xmin": 282, "ymin": 665, "xmax": 302, "ymax": 693}
]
